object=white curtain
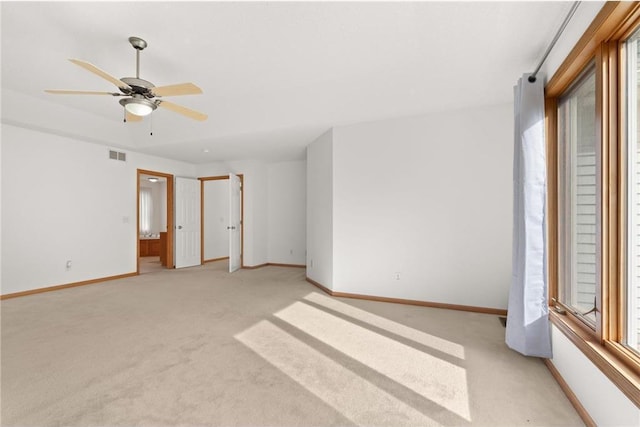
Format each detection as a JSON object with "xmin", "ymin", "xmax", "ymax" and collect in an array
[
  {"xmin": 506, "ymin": 73, "xmax": 552, "ymax": 358},
  {"xmin": 139, "ymin": 187, "xmax": 153, "ymax": 235}
]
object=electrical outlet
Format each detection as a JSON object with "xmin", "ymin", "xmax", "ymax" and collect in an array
[
  {"xmin": 66, "ymin": 260, "xmax": 72, "ymax": 270},
  {"xmin": 394, "ymin": 272, "xmax": 401, "ymax": 280}
]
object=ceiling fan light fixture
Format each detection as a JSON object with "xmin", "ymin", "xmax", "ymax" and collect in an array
[
  {"xmin": 126, "ymin": 102, "xmax": 153, "ymax": 116},
  {"xmin": 119, "ymin": 97, "xmax": 156, "ymax": 116}
]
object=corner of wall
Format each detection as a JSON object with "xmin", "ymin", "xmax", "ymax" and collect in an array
[{"xmin": 306, "ymin": 128, "xmax": 334, "ymax": 289}]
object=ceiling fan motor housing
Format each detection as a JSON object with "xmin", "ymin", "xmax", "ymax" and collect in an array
[{"xmin": 120, "ymin": 77, "xmax": 155, "ymax": 98}]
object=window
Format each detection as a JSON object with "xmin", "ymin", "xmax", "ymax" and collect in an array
[
  {"xmin": 557, "ymin": 64, "xmax": 598, "ymax": 326},
  {"xmin": 139, "ymin": 187, "xmax": 152, "ymax": 235},
  {"xmin": 626, "ymin": 27, "xmax": 640, "ymax": 354},
  {"xmin": 546, "ymin": 2, "xmax": 640, "ymax": 407}
]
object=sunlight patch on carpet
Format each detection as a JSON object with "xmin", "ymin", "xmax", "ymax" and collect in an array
[
  {"xmin": 304, "ymin": 292, "xmax": 465, "ymax": 360},
  {"xmin": 275, "ymin": 301, "xmax": 471, "ymax": 421},
  {"xmin": 235, "ymin": 320, "xmax": 440, "ymax": 426}
]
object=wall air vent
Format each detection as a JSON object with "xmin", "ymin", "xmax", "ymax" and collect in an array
[{"xmin": 108, "ymin": 150, "xmax": 127, "ymax": 162}]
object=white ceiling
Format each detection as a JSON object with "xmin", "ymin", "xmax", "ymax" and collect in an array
[{"xmin": 2, "ymin": 1, "xmax": 575, "ymax": 164}]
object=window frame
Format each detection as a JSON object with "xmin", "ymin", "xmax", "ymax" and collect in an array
[
  {"xmin": 555, "ymin": 61, "xmax": 600, "ymax": 329},
  {"xmin": 546, "ymin": 1, "xmax": 640, "ymax": 408},
  {"xmin": 624, "ymin": 25, "xmax": 640, "ymax": 354}
]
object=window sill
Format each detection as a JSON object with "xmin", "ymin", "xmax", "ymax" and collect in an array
[{"xmin": 550, "ymin": 311, "xmax": 640, "ymax": 408}]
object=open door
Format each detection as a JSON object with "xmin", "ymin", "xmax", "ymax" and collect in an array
[
  {"xmin": 229, "ymin": 173, "xmax": 242, "ymax": 272},
  {"xmin": 137, "ymin": 169, "xmax": 174, "ymax": 273},
  {"xmin": 175, "ymin": 176, "xmax": 201, "ymax": 268}
]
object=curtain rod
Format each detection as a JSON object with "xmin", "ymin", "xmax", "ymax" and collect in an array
[{"xmin": 528, "ymin": 1, "xmax": 581, "ymax": 83}]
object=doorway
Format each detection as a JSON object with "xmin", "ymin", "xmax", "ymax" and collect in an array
[
  {"xmin": 200, "ymin": 174, "xmax": 244, "ymax": 270},
  {"xmin": 137, "ymin": 169, "xmax": 175, "ymax": 274}
]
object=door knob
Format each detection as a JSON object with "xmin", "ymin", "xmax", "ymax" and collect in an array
[{"xmin": 177, "ymin": 225, "xmax": 183, "ymax": 229}]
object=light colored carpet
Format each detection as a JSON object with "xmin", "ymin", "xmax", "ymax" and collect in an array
[
  {"xmin": 139, "ymin": 256, "xmax": 165, "ymax": 275},
  {"xmin": 1, "ymin": 262, "xmax": 583, "ymax": 426}
]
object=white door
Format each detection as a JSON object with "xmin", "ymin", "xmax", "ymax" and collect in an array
[
  {"xmin": 229, "ymin": 173, "xmax": 241, "ymax": 272},
  {"xmin": 175, "ymin": 177, "xmax": 201, "ymax": 268}
]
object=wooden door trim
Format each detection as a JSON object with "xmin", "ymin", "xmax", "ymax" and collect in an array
[{"xmin": 137, "ymin": 169, "xmax": 175, "ymax": 272}]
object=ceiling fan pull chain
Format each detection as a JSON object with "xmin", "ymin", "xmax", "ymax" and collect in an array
[
  {"xmin": 123, "ymin": 108, "xmax": 127, "ymax": 123},
  {"xmin": 150, "ymin": 114, "xmax": 153, "ymax": 136}
]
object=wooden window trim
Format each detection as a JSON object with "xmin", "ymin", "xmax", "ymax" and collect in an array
[
  {"xmin": 546, "ymin": 2, "xmax": 640, "ymax": 98},
  {"xmin": 546, "ymin": 1, "xmax": 640, "ymax": 408},
  {"xmin": 550, "ymin": 311, "xmax": 640, "ymax": 405},
  {"xmin": 610, "ymin": 16, "xmax": 640, "ymax": 378}
]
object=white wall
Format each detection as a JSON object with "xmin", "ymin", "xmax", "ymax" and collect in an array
[
  {"xmin": 267, "ymin": 160, "xmax": 306, "ymax": 265},
  {"xmin": 253, "ymin": 162, "xmax": 269, "ymax": 266},
  {"xmin": 331, "ymin": 105, "xmax": 513, "ymax": 309},
  {"xmin": 196, "ymin": 162, "xmax": 229, "ymax": 178},
  {"xmin": 0, "ymin": 123, "xmax": 306, "ymax": 294},
  {"xmin": 203, "ymin": 179, "xmax": 229, "ymax": 260},
  {"xmin": 551, "ymin": 326, "xmax": 640, "ymax": 426},
  {"xmin": 1, "ymin": 124, "xmax": 195, "ymax": 295},
  {"xmin": 306, "ymin": 130, "xmax": 334, "ymax": 288}
]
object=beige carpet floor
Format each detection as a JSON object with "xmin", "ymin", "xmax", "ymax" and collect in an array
[
  {"xmin": 1, "ymin": 262, "xmax": 583, "ymax": 426},
  {"xmin": 139, "ymin": 256, "xmax": 165, "ymax": 275}
]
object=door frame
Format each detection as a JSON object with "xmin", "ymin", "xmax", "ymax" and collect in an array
[
  {"xmin": 199, "ymin": 174, "xmax": 244, "ymax": 267},
  {"xmin": 137, "ymin": 169, "xmax": 175, "ymax": 272}
]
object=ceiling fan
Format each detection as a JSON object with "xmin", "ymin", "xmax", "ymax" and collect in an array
[{"xmin": 45, "ymin": 36, "xmax": 207, "ymax": 122}]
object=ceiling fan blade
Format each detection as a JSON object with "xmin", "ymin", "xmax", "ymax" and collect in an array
[
  {"xmin": 69, "ymin": 59, "xmax": 131, "ymax": 91},
  {"xmin": 158, "ymin": 100, "xmax": 207, "ymax": 121},
  {"xmin": 45, "ymin": 89, "xmax": 122, "ymax": 96},
  {"xmin": 152, "ymin": 83, "xmax": 203, "ymax": 97},
  {"xmin": 125, "ymin": 111, "xmax": 143, "ymax": 122}
]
